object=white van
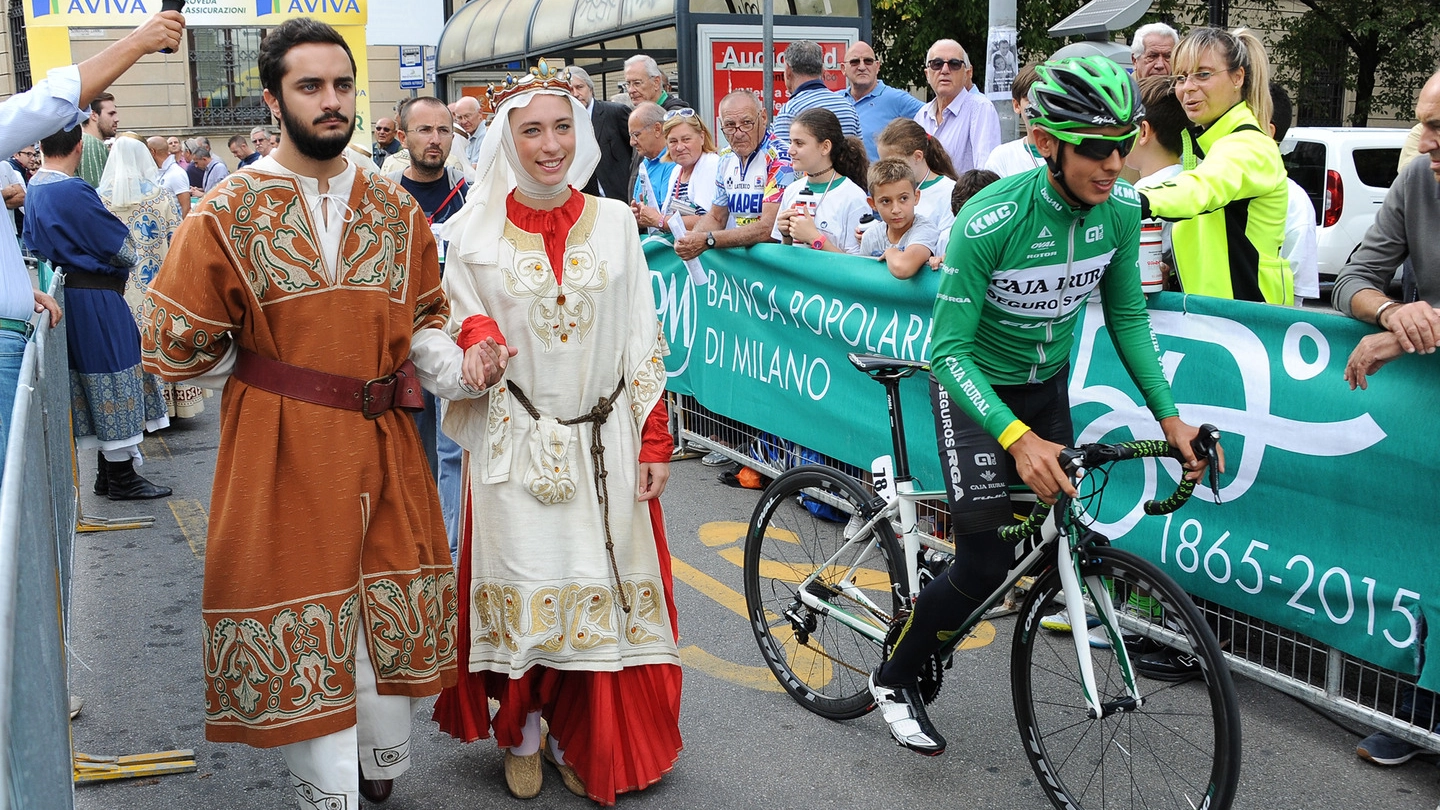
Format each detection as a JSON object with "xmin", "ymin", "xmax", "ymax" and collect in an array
[{"xmin": 1279, "ymin": 127, "xmax": 1409, "ymax": 289}]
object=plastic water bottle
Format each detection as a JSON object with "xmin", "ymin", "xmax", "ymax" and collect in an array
[{"xmin": 1139, "ymin": 221, "xmax": 1165, "ymax": 294}]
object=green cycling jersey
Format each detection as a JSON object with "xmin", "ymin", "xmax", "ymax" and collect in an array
[{"xmin": 931, "ymin": 167, "xmax": 1179, "ymax": 448}]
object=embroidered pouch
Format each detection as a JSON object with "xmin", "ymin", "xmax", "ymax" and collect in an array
[{"xmin": 522, "ymin": 417, "xmax": 579, "ymax": 505}]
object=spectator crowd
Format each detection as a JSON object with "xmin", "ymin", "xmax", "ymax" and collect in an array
[{"xmin": 1, "ymin": 6, "xmax": 1438, "ymax": 810}]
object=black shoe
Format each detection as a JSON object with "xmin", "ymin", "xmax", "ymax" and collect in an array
[
  {"xmin": 93, "ymin": 451, "xmax": 108, "ymax": 496},
  {"xmin": 1136, "ymin": 646, "xmax": 1201, "ymax": 682},
  {"xmin": 359, "ymin": 777, "xmax": 393, "ymax": 803},
  {"xmin": 103, "ymin": 459, "xmax": 172, "ymax": 500},
  {"xmin": 868, "ymin": 670, "xmax": 946, "ymax": 755}
]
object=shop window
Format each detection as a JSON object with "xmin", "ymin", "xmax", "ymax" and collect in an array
[
  {"xmin": 8, "ymin": 0, "xmax": 31, "ymax": 93},
  {"xmin": 189, "ymin": 27, "xmax": 270, "ymax": 128}
]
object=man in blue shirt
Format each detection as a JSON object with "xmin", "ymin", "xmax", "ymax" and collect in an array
[
  {"xmin": 385, "ymin": 95, "xmax": 469, "ymax": 561},
  {"xmin": 628, "ymin": 102, "xmax": 675, "ymax": 216},
  {"xmin": 840, "ymin": 41, "xmax": 923, "ymax": 161},
  {"xmin": 772, "ymin": 40, "xmax": 860, "ymax": 148}
]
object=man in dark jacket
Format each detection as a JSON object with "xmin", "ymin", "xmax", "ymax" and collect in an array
[{"xmin": 568, "ymin": 66, "xmax": 633, "ymax": 201}]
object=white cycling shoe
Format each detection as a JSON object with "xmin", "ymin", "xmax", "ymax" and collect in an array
[{"xmin": 868, "ymin": 670, "xmax": 946, "ymax": 756}]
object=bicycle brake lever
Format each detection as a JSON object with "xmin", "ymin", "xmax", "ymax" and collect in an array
[{"xmin": 1191, "ymin": 423, "xmax": 1222, "ymax": 503}]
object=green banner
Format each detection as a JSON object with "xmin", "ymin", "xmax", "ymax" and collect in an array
[{"xmin": 649, "ymin": 240, "xmax": 1440, "ymax": 687}]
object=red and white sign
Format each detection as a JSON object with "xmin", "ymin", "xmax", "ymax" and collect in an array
[{"xmin": 708, "ymin": 39, "xmax": 851, "ymax": 120}]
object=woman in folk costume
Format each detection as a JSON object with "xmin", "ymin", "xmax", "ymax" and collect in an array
[
  {"xmin": 432, "ymin": 61, "xmax": 682, "ymax": 804},
  {"xmin": 98, "ymin": 132, "xmax": 206, "ymax": 420}
]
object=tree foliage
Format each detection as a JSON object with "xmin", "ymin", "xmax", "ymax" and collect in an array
[
  {"xmin": 870, "ymin": 0, "xmax": 1085, "ymax": 96},
  {"xmin": 1262, "ymin": 0, "xmax": 1439, "ymax": 125}
]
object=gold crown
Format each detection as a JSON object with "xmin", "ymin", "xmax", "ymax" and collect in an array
[{"xmin": 489, "ymin": 58, "xmax": 572, "ymax": 109}]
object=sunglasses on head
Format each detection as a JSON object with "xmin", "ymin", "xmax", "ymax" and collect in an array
[
  {"xmin": 1048, "ymin": 127, "xmax": 1139, "ymax": 160},
  {"xmin": 927, "ymin": 58, "xmax": 966, "ymax": 71},
  {"xmin": 663, "ymin": 107, "xmax": 699, "ymax": 122}
]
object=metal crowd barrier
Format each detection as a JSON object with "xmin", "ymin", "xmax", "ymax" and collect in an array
[
  {"xmin": 0, "ymin": 280, "xmax": 76, "ymax": 810},
  {"xmin": 669, "ymin": 391, "xmax": 1440, "ymax": 754}
]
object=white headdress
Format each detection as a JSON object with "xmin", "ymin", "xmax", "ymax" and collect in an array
[
  {"xmin": 97, "ymin": 134, "xmax": 161, "ymax": 211},
  {"xmin": 445, "ymin": 60, "xmax": 600, "ymax": 266}
]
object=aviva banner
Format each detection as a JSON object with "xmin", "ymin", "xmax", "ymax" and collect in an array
[
  {"xmin": 26, "ymin": 0, "xmax": 364, "ymax": 27},
  {"xmin": 649, "ymin": 239, "xmax": 1440, "ymax": 688}
]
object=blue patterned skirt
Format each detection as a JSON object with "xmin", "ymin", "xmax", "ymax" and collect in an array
[{"xmin": 66, "ymin": 287, "xmax": 168, "ymax": 443}]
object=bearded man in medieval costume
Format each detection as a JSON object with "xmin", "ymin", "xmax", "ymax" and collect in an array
[{"xmin": 141, "ymin": 18, "xmax": 512, "ymax": 809}]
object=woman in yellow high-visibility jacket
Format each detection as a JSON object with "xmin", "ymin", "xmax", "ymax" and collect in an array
[{"xmin": 1138, "ymin": 28, "xmax": 1293, "ymax": 305}]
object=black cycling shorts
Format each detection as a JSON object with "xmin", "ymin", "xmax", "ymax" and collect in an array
[{"xmin": 929, "ymin": 368, "xmax": 1074, "ymax": 534}]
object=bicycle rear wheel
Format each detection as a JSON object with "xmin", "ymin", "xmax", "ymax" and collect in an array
[
  {"xmin": 744, "ymin": 465, "xmax": 905, "ymax": 720},
  {"xmin": 1013, "ymin": 546, "xmax": 1241, "ymax": 810}
]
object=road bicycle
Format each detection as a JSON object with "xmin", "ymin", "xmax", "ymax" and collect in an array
[{"xmin": 743, "ymin": 352, "xmax": 1241, "ymax": 810}]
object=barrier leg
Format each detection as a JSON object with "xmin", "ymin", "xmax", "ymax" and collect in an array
[
  {"xmin": 73, "ymin": 750, "xmax": 198, "ymax": 783},
  {"xmin": 69, "ymin": 429, "xmax": 154, "ymax": 532}
]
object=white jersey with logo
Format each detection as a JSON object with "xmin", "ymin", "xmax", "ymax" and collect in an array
[{"xmin": 770, "ymin": 175, "xmax": 870, "ymax": 254}]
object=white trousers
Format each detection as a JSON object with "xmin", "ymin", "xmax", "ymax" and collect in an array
[{"xmin": 278, "ymin": 632, "xmax": 415, "ymax": 809}]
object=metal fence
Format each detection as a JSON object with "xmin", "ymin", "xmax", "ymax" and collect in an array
[
  {"xmin": 670, "ymin": 391, "xmax": 1440, "ymax": 753},
  {"xmin": 0, "ymin": 280, "xmax": 75, "ymax": 810}
]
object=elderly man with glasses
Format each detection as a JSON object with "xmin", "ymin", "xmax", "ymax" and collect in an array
[
  {"xmin": 674, "ymin": 89, "xmax": 795, "ymax": 259},
  {"xmin": 840, "ymin": 40, "xmax": 922, "ymax": 161},
  {"xmin": 1130, "ymin": 23, "xmax": 1179, "ymax": 78},
  {"xmin": 249, "ymin": 126, "xmax": 275, "ymax": 157},
  {"xmin": 914, "ymin": 38, "xmax": 1001, "ymax": 173},
  {"xmin": 623, "ymin": 54, "xmax": 690, "ymax": 112}
]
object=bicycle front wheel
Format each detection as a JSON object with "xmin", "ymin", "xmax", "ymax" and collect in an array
[
  {"xmin": 1013, "ymin": 546, "xmax": 1241, "ymax": 810},
  {"xmin": 744, "ymin": 465, "xmax": 905, "ymax": 720}
]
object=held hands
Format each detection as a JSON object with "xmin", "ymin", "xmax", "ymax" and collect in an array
[
  {"xmin": 1007, "ymin": 431, "xmax": 1076, "ymax": 505},
  {"xmin": 787, "ymin": 208, "xmax": 821, "ymax": 245},
  {"xmin": 636, "ymin": 462, "xmax": 670, "ymax": 501},
  {"xmin": 1011, "ymin": 417, "xmax": 1226, "ymax": 505},
  {"xmin": 33, "ymin": 291, "xmax": 60, "ymax": 327},
  {"xmin": 461, "ymin": 337, "xmax": 517, "ymax": 390},
  {"xmin": 1344, "ymin": 331, "xmax": 1406, "ymax": 390},
  {"xmin": 133, "ymin": 9, "xmax": 185, "ymax": 54},
  {"xmin": 1160, "ymin": 416, "xmax": 1225, "ymax": 483},
  {"xmin": 1380, "ymin": 302, "xmax": 1440, "ymax": 355},
  {"xmin": 674, "ymin": 230, "xmax": 707, "ymax": 260},
  {"xmin": 630, "ymin": 201, "xmax": 665, "ymax": 230}
]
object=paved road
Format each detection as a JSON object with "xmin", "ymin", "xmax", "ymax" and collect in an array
[{"xmin": 71, "ymin": 406, "xmax": 1440, "ymax": 809}]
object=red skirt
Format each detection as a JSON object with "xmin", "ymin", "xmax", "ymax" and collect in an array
[{"xmin": 433, "ymin": 497, "xmax": 683, "ymax": 805}]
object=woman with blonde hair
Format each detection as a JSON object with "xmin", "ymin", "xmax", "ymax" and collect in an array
[
  {"xmin": 631, "ymin": 107, "xmax": 720, "ymax": 233},
  {"xmin": 98, "ymin": 133, "xmax": 206, "ymax": 419},
  {"xmin": 1138, "ymin": 27, "xmax": 1292, "ymax": 304}
]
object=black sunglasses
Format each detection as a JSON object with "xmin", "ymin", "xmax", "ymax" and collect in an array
[
  {"xmin": 1067, "ymin": 133, "xmax": 1138, "ymax": 161},
  {"xmin": 927, "ymin": 58, "xmax": 966, "ymax": 71},
  {"xmin": 848, "ymin": 57, "xmax": 877, "ymax": 66}
]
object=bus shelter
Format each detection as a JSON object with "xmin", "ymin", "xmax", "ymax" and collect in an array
[{"xmin": 436, "ymin": 0, "xmax": 871, "ymax": 129}]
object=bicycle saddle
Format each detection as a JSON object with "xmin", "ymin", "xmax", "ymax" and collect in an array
[{"xmin": 847, "ymin": 353, "xmax": 929, "ymax": 376}]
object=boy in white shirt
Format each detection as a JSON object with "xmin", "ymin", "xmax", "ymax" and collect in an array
[{"xmin": 859, "ymin": 158, "xmax": 940, "ymax": 279}]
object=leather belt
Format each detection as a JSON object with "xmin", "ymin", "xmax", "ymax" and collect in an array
[
  {"xmin": 0, "ymin": 317, "xmax": 32, "ymax": 338},
  {"xmin": 63, "ymin": 270, "xmax": 126, "ymax": 294},
  {"xmin": 234, "ymin": 348, "xmax": 424, "ymax": 419}
]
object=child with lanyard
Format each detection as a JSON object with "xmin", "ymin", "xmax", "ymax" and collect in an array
[
  {"xmin": 772, "ymin": 107, "xmax": 870, "ymax": 254},
  {"xmin": 874, "ymin": 118, "xmax": 958, "ymax": 256}
]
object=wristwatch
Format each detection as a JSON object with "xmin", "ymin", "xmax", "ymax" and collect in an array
[
  {"xmin": 705, "ymin": 232, "xmax": 716, "ymax": 248},
  {"xmin": 811, "ymin": 236, "xmax": 827, "ymax": 250}
]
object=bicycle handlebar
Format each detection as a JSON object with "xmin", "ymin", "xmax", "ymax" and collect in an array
[{"xmin": 997, "ymin": 424, "xmax": 1222, "ymax": 543}]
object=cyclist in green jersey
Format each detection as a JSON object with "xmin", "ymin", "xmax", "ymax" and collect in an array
[{"xmin": 869, "ymin": 56, "xmax": 1219, "ymax": 756}]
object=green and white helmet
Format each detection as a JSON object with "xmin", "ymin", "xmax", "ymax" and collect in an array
[{"xmin": 1026, "ymin": 56, "xmax": 1143, "ymax": 132}]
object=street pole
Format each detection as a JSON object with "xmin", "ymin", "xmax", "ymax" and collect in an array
[
  {"xmin": 762, "ymin": 0, "xmax": 774, "ymax": 116},
  {"xmin": 985, "ymin": 0, "xmax": 1020, "ymax": 141}
]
